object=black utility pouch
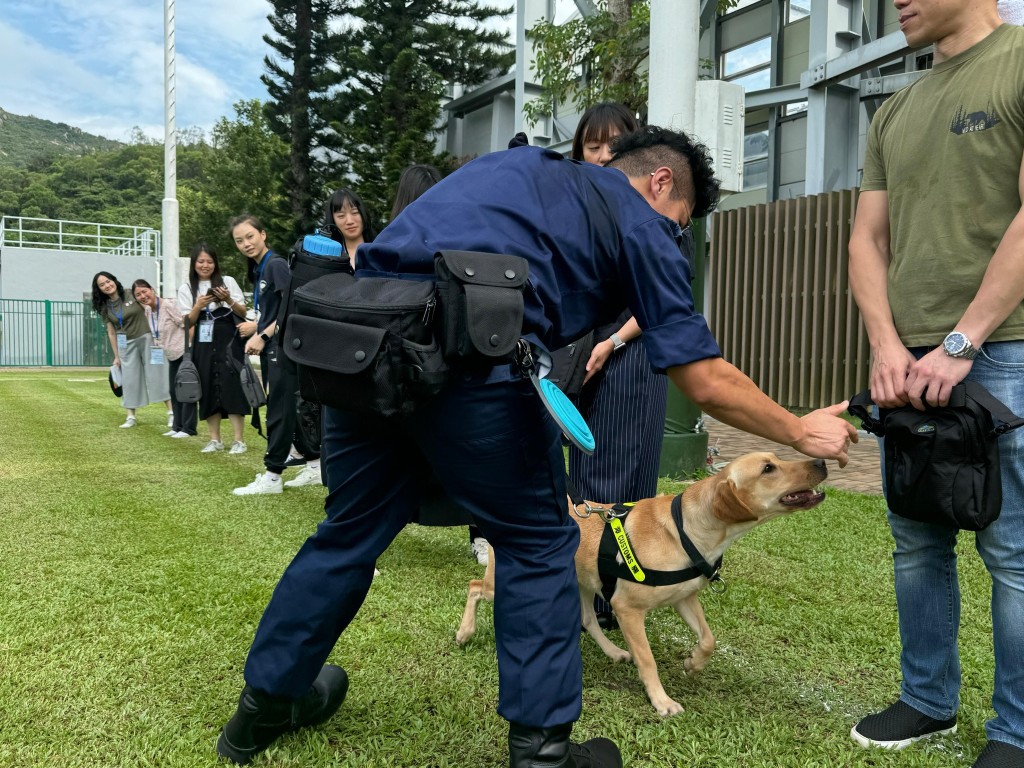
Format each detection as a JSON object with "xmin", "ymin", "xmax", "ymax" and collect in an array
[
  {"xmin": 434, "ymin": 250, "xmax": 528, "ymax": 363},
  {"xmin": 284, "ymin": 272, "xmax": 449, "ymax": 418}
]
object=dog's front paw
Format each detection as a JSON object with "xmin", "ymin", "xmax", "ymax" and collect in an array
[
  {"xmin": 652, "ymin": 696, "xmax": 684, "ymax": 717},
  {"xmin": 608, "ymin": 647, "xmax": 631, "ymax": 664},
  {"xmin": 455, "ymin": 628, "xmax": 473, "ymax": 646}
]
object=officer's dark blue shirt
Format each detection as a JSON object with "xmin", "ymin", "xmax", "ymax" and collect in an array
[{"xmin": 357, "ymin": 145, "xmax": 720, "ymax": 372}]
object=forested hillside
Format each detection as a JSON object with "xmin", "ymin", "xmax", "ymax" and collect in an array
[{"xmin": 0, "ymin": 109, "xmax": 123, "ymax": 168}]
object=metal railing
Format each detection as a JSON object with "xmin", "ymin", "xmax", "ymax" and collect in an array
[
  {"xmin": 0, "ymin": 216, "xmax": 161, "ymax": 259},
  {"xmin": 0, "ymin": 299, "xmax": 110, "ymax": 367},
  {"xmin": 707, "ymin": 189, "xmax": 870, "ymax": 410}
]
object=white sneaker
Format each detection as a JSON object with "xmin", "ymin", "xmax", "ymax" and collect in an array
[
  {"xmin": 232, "ymin": 473, "xmax": 283, "ymax": 496},
  {"xmin": 167, "ymin": 411, "xmax": 174, "ymax": 428},
  {"xmin": 201, "ymin": 440, "xmax": 224, "ymax": 453},
  {"xmin": 471, "ymin": 537, "xmax": 490, "ymax": 566},
  {"xmin": 162, "ymin": 430, "xmax": 177, "ymax": 436},
  {"xmin": 229, "ymin": 441, "xmax": 248, "ymax": 455},
  {"xmin": 284, "ymin": 465, "xmax": 323, "ymax": 488},
  {"xmin": 171, "ymin": 431, "xmax": 192, "ymax": 438},
  {"xmin": 120, "ymin": 416, "xmax": 137, "ymax": 429}
]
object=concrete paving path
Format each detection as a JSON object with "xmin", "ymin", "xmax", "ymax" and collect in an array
[{"xmin": 702, "ymin": 416, "xmax": 882, "ymax": 496}]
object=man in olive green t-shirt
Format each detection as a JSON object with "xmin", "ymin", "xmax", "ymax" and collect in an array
[{"xmin": 848, "ymin": 2, "xmax": 1024, "ymax": 766}]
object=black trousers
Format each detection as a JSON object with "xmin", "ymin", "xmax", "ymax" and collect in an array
[
  {"xmin": 261, "ymin": 342, "xmax": 318, "ymax": 474},
  {"xmin": 167, "ymin": 356, "xmax": 198, "ymax": 435}
]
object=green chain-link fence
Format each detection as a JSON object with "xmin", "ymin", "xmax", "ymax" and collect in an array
[{"xmin": 0, "ymin": 299, "xmax": 110, "ymax": 367}]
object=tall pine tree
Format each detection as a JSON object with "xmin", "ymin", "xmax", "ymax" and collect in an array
[
  {"xmin": 326, "ymin": 0, "xmax": 514, "ymax": 220},
  {"xmin": 262, "ymin": 0, "xmax": 345, "ymax": 239}
]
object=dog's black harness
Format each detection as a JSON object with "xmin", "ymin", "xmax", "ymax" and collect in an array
[{"xmin": 565, "ymin": 478, "xmax": 725, "ymax": 603}]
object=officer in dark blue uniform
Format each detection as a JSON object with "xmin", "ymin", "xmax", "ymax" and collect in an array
[{"xmin": 217, "ymin": 127, "xmax": 858, "ymax": 767}]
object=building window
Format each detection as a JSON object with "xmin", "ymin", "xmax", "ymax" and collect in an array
[
  {"xmin": 722, "ymin": 36, "xmax": 772, "ymax": 93},
  {"xmin": 787, "ymin": 0, "xmax": 810, "ymax": 22},
  {"xmin": 743, "ymin": 127, "xmax": 769, "ymax": 191},
  {"xmin": 723, "ymin": 0, "xmax": 765, "ymax": 14}
]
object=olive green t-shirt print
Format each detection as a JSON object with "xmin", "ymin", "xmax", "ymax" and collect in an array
[{"xmin": 861, "ymin": 23, "xmax": 1024, "ymax": 348}]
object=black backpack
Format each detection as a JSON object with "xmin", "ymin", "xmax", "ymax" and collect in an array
[
  {"xmin": 174, "ymin": 319, "xmax": 202, "ymax": 404},
  {"xmin": 848, "ymin": 381, "xmax": 1024, "ymax": 530}
]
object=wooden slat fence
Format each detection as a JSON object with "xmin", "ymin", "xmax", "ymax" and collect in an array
[{"xmin": 708, "ymin": 189, "xmax": 870, "ymax": 410}]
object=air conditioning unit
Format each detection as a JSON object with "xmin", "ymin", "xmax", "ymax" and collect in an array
[{"xmin": 694, "ymin": 80, "xmax": 745, "ymax": 194}]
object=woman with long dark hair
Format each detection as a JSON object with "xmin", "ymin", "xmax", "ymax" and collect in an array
[
  {"xmin": 324, "ymin": 187, "xmax": 377, "ymax": 270},
  {"xmin": 132, "ymin": 278, "xmax": 195, "ymax": 438},
  {"xmin": 92, "ymin": 271, "xmax": 170, "ymax": 428},
  {"xmin": 175, "ymin": 244, "xmax": 249, "ymax": 454}
]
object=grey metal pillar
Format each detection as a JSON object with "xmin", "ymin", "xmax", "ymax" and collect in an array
[
  {"xmin": 804, "ymin": 0, "xmax": 863, "ymax": 193},
  {"xmin": 649, "ymin": 0, "xmax": 708, "ymax": 477},
  {"xmin": 161, "ymin": 0, "xmax": 179, "ymax": 295}
]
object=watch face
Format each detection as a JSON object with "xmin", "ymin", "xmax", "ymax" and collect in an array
[{"xmin": 944, "ymin": 332, "xmax": 967, "ymax": 355}]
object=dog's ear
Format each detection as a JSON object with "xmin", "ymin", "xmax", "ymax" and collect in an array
[{"xmin": 713, "ymin": 478, "xmax": 758, "ymax": 523}]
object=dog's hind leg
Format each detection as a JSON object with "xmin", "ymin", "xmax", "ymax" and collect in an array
[
  {"xmin": 675, "ymin": 593, "xmax": 715, "ymax": 675},
  {"xmin": 580, "ymin": 586, "xmax": 631, "ymax": 663},
  {"xmin": 456, "ymin": 548, "xmax": 495, "ymax": 646}
]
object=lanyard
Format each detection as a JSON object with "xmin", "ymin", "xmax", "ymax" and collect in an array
[
  {"xmin": 111, "ymin": 301, "xmax": 124, "ymax": 330},
  {"xmin": 252, "ymin": 251, "xmax": 272, "ymax": 313},
  {"xmin": 150, "ymin": 298, "xmax": 160, "ymax": 339}
]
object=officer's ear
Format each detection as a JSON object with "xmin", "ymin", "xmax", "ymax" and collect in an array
[{"xmin": 650, "ymin": 167, "xmax": 674, "ymax": 200}]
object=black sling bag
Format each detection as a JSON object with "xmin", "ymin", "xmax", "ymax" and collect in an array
[{"xmin": 848, "ymin": 381, "xmax": 1024, "ymax": 530}]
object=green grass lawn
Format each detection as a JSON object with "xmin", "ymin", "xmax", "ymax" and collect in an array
[{"xmin": 0, "ymin": 370, "xmax": 996, "ymax": 767}]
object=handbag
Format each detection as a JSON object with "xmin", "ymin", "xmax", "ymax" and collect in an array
[
  {"xmin": 174, "ymin": 319, "xmax": 202, "ymax": 404},
  {"xmin": 848, "ymin": 381, "xmax": 1024, "ymax": 530},
  {"xmin": 228, "ymin": 352, "xmax": 267, "ymax": 409},
  {"xmin": 547, "ymin": 332, "xmax": 596, "ymax": 397},
  {"xmin": 108, "ymin": 364, "xmax": 123, "ymax": 397}
]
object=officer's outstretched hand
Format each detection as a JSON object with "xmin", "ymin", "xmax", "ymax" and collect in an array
[{"xmin": 792, "ymin": 401, "xmax": 859, "ymax": 468}]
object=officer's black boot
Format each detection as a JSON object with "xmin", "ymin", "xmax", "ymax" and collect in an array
[
  {"xmin": 509, "ymin": 722, "xmax": 623, "ymax": 768},
  {"xmin": 216, "ymin": 664, "xmax": 349, "ymax": 765}
]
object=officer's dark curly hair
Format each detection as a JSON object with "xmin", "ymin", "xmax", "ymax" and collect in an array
[{"xmin": 607, "ymin": 126, "xmax": 720, "ymax": 219}]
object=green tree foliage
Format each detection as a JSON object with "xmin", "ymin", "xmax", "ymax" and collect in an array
[
  {"xmin": 325, "ymin": 0, "xmax": 514, "ymax": 219},
  {"xmin": 262, "ymin": 0, "xmax": 345, "ymax": 239},
  {"xmin": 0, "ymin": 102, "xmax": 290, "ymax": 289},
  {"xmin": 179, "ymin": 100, "xmax": 291, "ymax": 282},
  {"xmin": 524, "ymin": 0, "xmax": 650, "ymax": 125}
]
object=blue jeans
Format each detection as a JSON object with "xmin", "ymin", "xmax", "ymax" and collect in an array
[
  {"xmin": 243, "ymin": 374, "xmax": 583, "ymax": 728},
  {"xmin": 886, "ymin": 341, "xmax": 1024, "ymax": 748}
]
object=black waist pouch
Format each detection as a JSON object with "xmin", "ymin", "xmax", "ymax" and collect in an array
[
  {"xmin": 434, "ymin": 250, "xmax": 528, "ymax": 364},
  {"xmin": 849, "ymin": 381, "xmax": 1024, "ymax": 531},
  {"xmin": 283, "ymin": 272, "xmax": 449, "ymax": 418}
]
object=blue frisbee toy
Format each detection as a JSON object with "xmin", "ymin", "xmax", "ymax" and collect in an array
[{"xmin": 531, "ymin": 374, "xmax": 596, "ymax": 455}]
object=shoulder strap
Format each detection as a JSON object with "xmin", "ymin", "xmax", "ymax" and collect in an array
[
  {"xmin": 960, "ymin": 380, "xmax": 1024, "ymax": 435},
  {"xmin": 182, "ymin": 317, "xmax": 192, "ymax": 360},
  {"xmin": 847, "ymin": 390, "xmax": 883, "ymax": 436}
]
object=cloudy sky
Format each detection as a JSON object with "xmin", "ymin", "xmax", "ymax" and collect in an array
[
  {"xmin": 0, "ymin": 0, "xmax": 579, "ymax": 143},
  {"xmin": 0, "ymin": 0, "xmax": 282, "ymax": 141}
]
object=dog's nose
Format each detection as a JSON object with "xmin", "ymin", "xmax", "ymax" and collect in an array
[{"xmin": 813, "ymin": 459, "xmax": 827, "ymax": 474}]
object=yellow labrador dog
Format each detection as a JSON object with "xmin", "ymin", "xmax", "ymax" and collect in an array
[{"xmin": 455, "ymin": 452, "xmax": 828, "ymax": 716}]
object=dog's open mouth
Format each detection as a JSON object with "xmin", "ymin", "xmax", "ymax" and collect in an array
[{"xmin": 779, "ymin": 488, "xmax": 826, "ymax": 508}]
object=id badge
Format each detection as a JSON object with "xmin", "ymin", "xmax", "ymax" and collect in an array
[
  {"xmin": 116, "ymin": 333, "xmax": 128, "ymax": 350},
  {"xmin": 150, "ymin": 347, "xmax": 165, "ymax": 365},
  {"xmin": 198, "ymin": 320, "xmax": 214, "ymax": 343}
]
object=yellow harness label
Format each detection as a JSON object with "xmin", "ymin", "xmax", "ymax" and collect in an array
[{"xmin": 609, "ymin": 517, "xmax": 645, "ymax": 582}]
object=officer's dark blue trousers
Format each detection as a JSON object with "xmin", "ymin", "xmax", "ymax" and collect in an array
[{"xmin": 243, "ymin": 374, "xmax": 584, "ymax": 728}]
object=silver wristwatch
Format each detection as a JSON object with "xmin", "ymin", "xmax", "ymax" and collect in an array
[
  {"xmin": 942, "ymin": 331, "xmax": 979, "ymax": 360},
  {"xmin": 609, "ymin": 333, "xmax": 626, "ymax": 352}
]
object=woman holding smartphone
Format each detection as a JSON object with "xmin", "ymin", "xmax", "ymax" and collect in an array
[{"xmin": 176, "ymin": 243, "xmax": 250, "ymax": 454}]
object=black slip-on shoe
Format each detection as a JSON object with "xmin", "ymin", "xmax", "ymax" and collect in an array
[
  {"xmin": 972, "ymin": 740, "xmax": 1024, "ymax": 768},
  {"xmin": 216, "ymin": 664, "xmax": 348, "ymax": 764},
  {"xmin": 851, "ymin": 699, "xmax": 956, "ymax": 750}
]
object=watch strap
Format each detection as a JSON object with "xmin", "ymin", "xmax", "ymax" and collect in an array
[
  {"xmin": 610, "ymin": 333, "xmax": 626, "ymax": 351},
  {"xmin": 259, "ymin": 332, "xmax": 271, "ymax": 343}
]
